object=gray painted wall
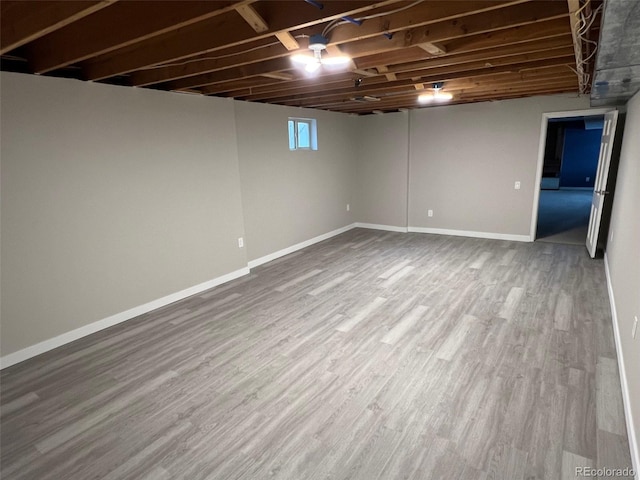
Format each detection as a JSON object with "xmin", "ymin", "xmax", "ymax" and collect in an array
[
  {"xmin": 235, "ymin": 101, "xmax": 356, "ymax": 262},
  {"xmin": 2, "ymin": 73, "xmax": 637, "ymax": 462},
  {"xmin": 354, "ymin": 112, "xmax": 409, "ymax": 228},
  {"xmin": 606, "ymin": 90, "xmax": 640, "ymax": 460},
  {"xmin": 0, "ymin": 73, "xmax": 251, "ymax": 356},
  {"xmin": 408, "ymin": 95, "xmax": 591, "ymax": 236},
  {"xmin": 0, "ymin": 73, "xmax": 358, "ymax": 358}
]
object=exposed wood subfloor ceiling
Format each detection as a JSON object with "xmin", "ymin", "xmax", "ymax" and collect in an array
[{"xmin": 1, "ymin": 0, "xmax": 603, "ymax": 114}]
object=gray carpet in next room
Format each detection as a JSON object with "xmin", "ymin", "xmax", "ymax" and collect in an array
[{"xmin": 536, "ymin": 189, "xmax": 593, "ymax": 244}]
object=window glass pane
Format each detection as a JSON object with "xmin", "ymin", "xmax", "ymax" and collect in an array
[
  {"xmin": 288, "ymin": 120, "xmax": 296, "ymax": 150},
  {"xmin": 297, "ymin": 121, "xmax": 310, "ymax": 149}
]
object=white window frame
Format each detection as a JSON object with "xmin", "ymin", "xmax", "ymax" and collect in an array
[{"xmin": 288, "ymin": 117, "xmax": 318, "ymax": 151}]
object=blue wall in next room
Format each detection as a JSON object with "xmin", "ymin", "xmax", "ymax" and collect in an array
[{"xmin": 560, "ymin": 128, "xmax": 602, "ymax": 188}]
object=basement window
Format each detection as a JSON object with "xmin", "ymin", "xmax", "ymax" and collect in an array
[{"xmin": 288, "ymin": 117, "xmax": 318, "ymax": 151}]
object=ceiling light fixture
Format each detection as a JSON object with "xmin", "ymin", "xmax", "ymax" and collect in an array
[
  {"xmin": 291, "ymin": 34, "xmax": 351, "ymax": 74},
  {"xmin": 418, "ymin": 82, "xmax": 453, "ymax": 103}
]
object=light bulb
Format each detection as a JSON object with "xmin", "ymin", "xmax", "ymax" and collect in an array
[
  {"xmin": 291, "ymin": 54, "xmax": 314, "ymax": 65},
  {"xmin": 434, "ymin": 90, "xmax": 453, "ymax": 101},
  {"xmin": 305, "ymin": 61, "xmax": 321, "ymax": 73},
  {"xmin": 418, "ymin": 93, "xmax": 434, "ymax": 103}
]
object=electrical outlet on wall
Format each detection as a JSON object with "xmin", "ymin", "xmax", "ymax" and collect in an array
[
  {"xmin": 428, "ymin": 209, "xmax": 433, "ymax": 217},
  {"xmin": 346, "ymin": 204, "xmax": 350, "ymax": 212},
  {"xmin": 238, "ymin": 237, "xmax": 244, "ymax": 248},
  {"xmin": 514, "ymin": 181, "xmax": 521, "ymax": 190}
]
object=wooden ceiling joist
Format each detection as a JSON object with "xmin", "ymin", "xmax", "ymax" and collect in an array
[
  {"xmin": 393, "ymin": 49, "xmax": 575, "ymax": 81},
  {"xmin": 228, "ymin": 71, "xmax": 368, "ymax": 98},
  {"xmin": 382, "ymin": 35, "xmax": 574, "ymax": 74},
  {"xmin": 289, "ymin": 65, "xmax": 577, "ymax": 108},
  {"xmin": 441, "ymin": 18, "xmax": 572, "ymax": 58},
  {"xmin": 351, "ymin": 68, "xmax": 379, "ymax": 78},
  {"xmin": 418, "ymin": 43, "xmax": 448, "ymax": 56},
  {"xmin": 326, "ymin": 0, "xmax": 528, "ymax": 45},
  {"xmin": 235, "ymin": 4, "xmax": 269, "ymax": 33},
  {"xmin": 25, "ymin": 1, "xmax": 255, "ymax": 74},
  {"xmin": 130, "ymin": 40, "xmax": 290, "ymax": 87},
  {"xmin": 202, "ymin": 75, "xmax": 288, "ymax": 95},
  {"xmin": 243, "ymin": 57, "xmax": 575, "ymax": 104},
  {"xmin": 354, "ymin": 48, "xmax": 430, "ymax": 70},
  {"xmin": 0, "ymin": 0, "xmax": 116, "ymax": 55},
  {"xmin": 289, "ymin": 70, "xmax": 578, "ymax": 109},
  {"xmin": 186, "ymin": 48, "xmax": 575, "ymax": 102},
  {"xmin": 261, "ymin": 72, "xmax": 294, "ymax": 81},
  {"xmin": 1, "ymin": 0, "xmax": 597, "ymax": 114},
  {"xmin": 315, "ymin": 78, "xmax": 578, "ymax": 112},
  {"xmin": 168, "ymin": 57, "xmax": 294, "ymax": 90},
  {"xmin": 172, "ymin": 40, "xmax": 571, "ymax": 99},
  {"xmin": 122, "ymin": 1, "xmax": 561, "ymax": 90},
  {"xmin": 275, "ymin": 31, "xmax": 300, "ymax": 51},
  {"xmin": 163, "ymin": 16, "xmax": 573, "ymax": 92},
  {"xmin": 341, "ymin": 3, "xmax": 569, "ymax": 58},
  {"xmin": 328, "ymin": 89, "xmax": 579, "ymax": 113},
  {"xmin": 82, "ymin": 0, "xmax": 405, "ymax": 80},
  {"xmin": 275, "ymin": 76, "xmax": 576, "ymax": 111}
]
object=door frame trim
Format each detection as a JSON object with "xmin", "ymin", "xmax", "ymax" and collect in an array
[{"xmin": 530, "ymin": 107, "xmax": 616, "ymax": 242}]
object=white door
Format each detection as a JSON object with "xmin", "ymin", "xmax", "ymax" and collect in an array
[{"xmin": 586, "ymin": 110, "xmax": 619, "ymax": 258}]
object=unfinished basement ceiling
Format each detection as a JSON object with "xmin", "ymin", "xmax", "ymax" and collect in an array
[
  {"xmin": 1, "ymin": 0, "xmax": 604, "ymax": 114},
  {"xmin": 591, "ymin": 0, "xmax": 640, "ymax": 107}
]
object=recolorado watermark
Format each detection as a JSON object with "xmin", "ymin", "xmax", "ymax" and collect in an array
[{"xmin": 575, "ymin": 466, "xmax": 635, "ymax": 477}]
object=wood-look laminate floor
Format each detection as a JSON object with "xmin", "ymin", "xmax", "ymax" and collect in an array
[{"xmin": 1, "ymin": 229, "xmax": 634, "ymax": 480}]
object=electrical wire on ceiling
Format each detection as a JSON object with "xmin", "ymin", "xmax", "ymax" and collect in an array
[
  {"xmin": 321, "ymin": 0, "xmax": 424, "ymax": 37},
  {"xmin": 578, "ymin": 3, "xmax": 602, "ymax": 34},
  {"xmin": 570, "ymin": 2, "xmax": 603, "ymax": 94},
  {"xmin": 138, "ymin": 0, "xmax": 425, "ymax": 73},
  {"xmin": 580, "ymin": 4, "xmax": 603, "ymax": 90}
]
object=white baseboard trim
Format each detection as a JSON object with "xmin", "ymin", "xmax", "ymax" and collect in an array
[
  {"xmin": 407, "ymin": 226, "xmax": 531, "ymax": 242},
  {"xmin": 248, "ymin": 223, "xmax": 357, "ymax": 269},
  {"xmin": 355, "ymin": 222, "xmax": 408, "ymax": 233},
  {"xmin": 0, "ymin": 267, "xmax": 250, "ymax": 370},
  {"xmin": 1, "ymin": 223, "xmax": 361, "ymax": 369},
  {"xmin": 604, "ymin": 253, "xmax": 640, "ymax": 478}
]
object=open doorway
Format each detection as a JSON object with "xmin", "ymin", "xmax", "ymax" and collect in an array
[
  {"xmin": 531, "ymin": 107, "xmax": 618, "ymax": 252},
  {"xmin": 536, "ymin": 115, "xmax": 604, "ymax": 244}
]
